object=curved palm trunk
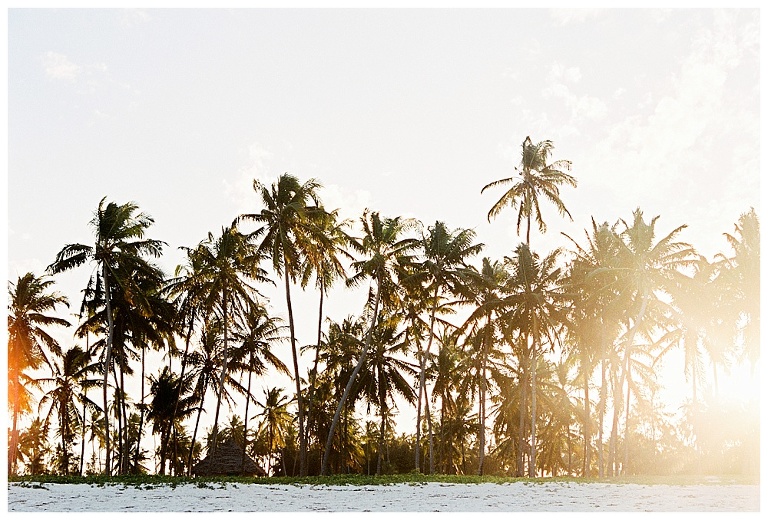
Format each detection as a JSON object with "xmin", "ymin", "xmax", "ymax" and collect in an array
[
  {"xmin": 187, "ymin": 375, "xmax": 208, "ymax": 476},
  {"xmin": 416, "ymin": 284, "xmax": 440, "ymax": 473},
  {"xmin": 321, "ymin": 275, "xmax": 383, "ymax": 476},
  {"xmin": 101, "ymin": 264, "xmax": 115, "ymax": 476},
  {"xmin": 283, "ymin": 263, "xmax": 307, "ymax": 477},
  {"xmin": 241, "ymin": 352, "xmax": 254, "ymax": 475},
  {"xmin": 210, "ymin": 294, "xmax": 230, "ymax": 462}
]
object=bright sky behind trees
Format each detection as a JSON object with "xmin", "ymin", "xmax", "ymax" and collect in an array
[{"xmin": 6, "ymin": 7, "xmax": 761, "ymax": 434}]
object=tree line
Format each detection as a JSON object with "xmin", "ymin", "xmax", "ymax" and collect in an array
[{"xmin": 8, "ymin": 137, "xmax": 760, "ymax": 478}]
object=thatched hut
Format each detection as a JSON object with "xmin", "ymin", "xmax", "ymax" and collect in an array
[{"xmin": 193, "ymin": 438, "xmax": 266, "ymax": 477}]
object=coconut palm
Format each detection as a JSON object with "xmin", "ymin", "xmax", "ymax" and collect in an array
[
  {"xmin": 255, "ymin": 387, "xmax": 293, "ymax": 476},
  {"xmin": 561, "ymin": 218, "xmax": 625, "ymax": 477},
  {"xmin": 503, "ymin": 243, "xmax": 569, "ymax": 477},
  {"xmin": 457, "ymin": 257, "xmax": 510, "ymax": 474},
  {"xmin": 298, "ymin": 208, "xmax": 354, "ymax": 457},
  {"xmin": 611, "ymin": 208, "xmax": 697, "ymax": 473},
  {"xmin": 719, "ymin": 208, "xmax": 760, "ymax": 368},
  {"xmin": 482, "ymin": 136, "xmax": 576, "ymax": 244},
  {"xmin": 47, "ymin": 197, "xmax": 165, "ymax": 475},
  {"xmin": 407, "ymin": 221, "xmax": 483, "ymax": 473},
  {"xmin": 184, "ymin": 225, "xmax": 269, "ymax": 463},
  {"xmin": 230, "ymin": 306, "xmax": 289, "ymax": 473},
  {"xmin": 238, "ymin": 173, "xmax": 326, "ymax": 476},
  {"xmin": 320, "ymin": 210, "xmax": 420, "ymax": 475},
  {"xmin": 37, "ymin": 345, "xmax": 101, "ymax": 475},
  {"xmin": 7, "ymin": 272, "xmax": 70, "ymax": 475}
]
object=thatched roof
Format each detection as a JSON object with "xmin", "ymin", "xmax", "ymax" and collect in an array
[{"xmin": 193, "ymin": 438, "xmax": 266, "ymax": 477}]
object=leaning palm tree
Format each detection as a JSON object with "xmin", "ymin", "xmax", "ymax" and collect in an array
[
  {"xmin": 320, "ymin": 210, "xmax": 420, "ymax": 475},
  {"xmin": 482, "ymin": 136, "xmax": 576, "ymax": 245},
  {"xmin": 238, "ymin": 173, "xmax": 326, "ymax": 476},
  {"xmin": 7, "ymin": 272, "xmax": 70, "ymax": 475},
  {"xmin": 47, "ymin": 197, "xmax": 165, "ymax": 475}
]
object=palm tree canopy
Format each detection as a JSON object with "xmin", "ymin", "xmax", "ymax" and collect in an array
[{"xmin": 482, "ymin": 136, "xmax": 576, "ymax": 240}]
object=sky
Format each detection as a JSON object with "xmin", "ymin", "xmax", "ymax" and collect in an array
[{"xmin": 5, "ymin": 8, "xmax": 762, "ymax": 444}]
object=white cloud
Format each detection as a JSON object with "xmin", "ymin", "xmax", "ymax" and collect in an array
[
  {"xmin": 542, "ymin": 63, "xmax": 607, "ymax": 122},
  {"xmin": 42, "ymin": 52, "xmax": 81, "ymax": 81},
  {"xmin": 548, "ymin": 9, "xmax": 604, "ymax": 26}
]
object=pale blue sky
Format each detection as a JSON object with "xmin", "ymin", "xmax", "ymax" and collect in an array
[{"xmin": 6, "ymin": 8, "xmax": 761, "ymax": 433}]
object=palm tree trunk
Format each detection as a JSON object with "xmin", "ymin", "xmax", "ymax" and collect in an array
[
  {"xmin": 598, "ymin": 330, "xmax": 606, "ymax": 478},
  {"xmin": 582, "ymin": 348, "xmax": 591, "ymax": 478},
  {"xmin": 416, "ymin": 284, "xmax": 440, "ymax": 473},
  {"xmin": 210, "ymin": 293, "xmax": 230, "ymax": 462},
  {"xmin": 305, "ymin": 283, "xmax": 325, "ymax": 463},
  {"xmin": 283, "ymin": 263, "xmax": 307, "ymax": 477},
  {"xmin": 529, "ymin": 341, "xmax": 537, "ymax": 478},
  {"xmin": 321, "ymin": 275, "xmax": 383, "ymax": 476},
  {"xmin": 101, "ymin": 264, "xmax": 115, "ymax": 476},
  {"xmin": 134, "ymin": 344, "xmax": 146, "ymax": 474},
  {"xmin": 621, "ymin": 291, "xmax": 649, "ymax": 474},
  {"xmin": 516, "ymin": 334, "xmax": 528, "ymax": 477},
  {"xmin": 425, "ymin": 384, "xmax": 435, "ymax": 474},
  {"xmin": 479, "ymin": 316, "xmax": 491, "ymax": 475},
  {"xmin": 187, "ymin": 376, "xmax": 207, "ymax": 476},
  {"xmin": 241, "ymin": 353, "xmax": 254, "ymax": 475}
]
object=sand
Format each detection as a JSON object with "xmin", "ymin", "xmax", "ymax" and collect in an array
[{"xmin": 7, "ymin": 480, "xmax": 760, "ymax": 513}]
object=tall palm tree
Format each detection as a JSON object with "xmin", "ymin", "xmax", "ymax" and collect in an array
[
  {"xmin": 47, "ymin": 197, "xmax": 165, "ymax": 475},
  {"xmin": 299, "ymin": 208, "xmax": 354, "ymax": 457},
  {"xmin": 457, "ymin": 257, "xmax": 511, "ymax": 475},
  {"xmin": 562, "ymin": 218, "xmax": 625, "ymax": 477},
  {"xmin": 37, "ymin": 345, "xmax": 101, "ymax": 475},
  {"xmin": 407, "ymin": 221, "xmax": 483, "ymax": 473},
  {"xmin": 187, "ymin": 225, "xmax": 269, "ymax": 462},
  {"xmin": 7, "ymin": 272, "xmax": 70, "ymax": 475},
  {"xmin": 720, "ymin": 208, "xmax": 760, "ymax": 368},
  {"xmin": 612, "ymin": 208, "xmax": 697, "ymax": 473},
  {"xmin": 482, "ymin": 136, "xmax": 576, "ymax": 244},
  {"xmin": 504, "ymin": 243, "xmax": 569, "ymax": 477},
  {"xmin": 321, "ymin": 210, "xmax": 419, "ymax": 475},
  {"xmin": 238, "ymin": 173, "xmax": 326, "ymax": 476}
]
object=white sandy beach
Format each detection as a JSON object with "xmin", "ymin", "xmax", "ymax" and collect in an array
[{"xmin": 7, "ymin": 481, "xmax": 760, "ymax": 513}]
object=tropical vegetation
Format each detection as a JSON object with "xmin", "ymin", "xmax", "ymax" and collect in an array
[{"xmin": 7, "ymin": 138, "xmax": 760, "ymax": 479}]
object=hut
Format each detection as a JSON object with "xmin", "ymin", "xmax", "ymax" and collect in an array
[{"xmin": 193, "ymin": 438, "xmax": 267, "ymax": 477}]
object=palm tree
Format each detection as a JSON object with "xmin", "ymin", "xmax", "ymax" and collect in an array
[
  {"xmin": 407, "ymin": 221, "xmax": 483, "ymax": 473},
  {"xmin": 482, "ymin": 136, "xmax": 576, "ymax": 244},
  {"xmin": 37, "ymin": 345, "xmax": 101, "ymax": 475},
  {"xmin": 612, "ymin": 208, "xmax": 697, "ymax": 474},
  {"xmin": 7, "ymin": 272, "xmax": 70, "ymax": 475},
  {"xmin": 720, "ymin": 208, "xmax": 760, "ymax": 368},
  {"xmin": 299, "ymin": 208, "xmax": 353, "ymax": 458},
  {"xmin": 230, "ymin": 305, "xmax": 290, "ymax": 473},
  {"xmin": 321, "ymin": 210, "xmax": 419, "ymax": 475},
  {"xmin": 458, "ymin": 257, "xmax": 510, "ymax": 475},
  {"xmin": 146, "ymin": 365, "xmax": 197, "ymax": 475},
  {"xmin": 185, "ymin": 226, "xmax": 269, "ymax": 463},
  {"xmin": 356, "ymin": 313, "xmax": 417, "ymax": 474},
  {"xmin": 255, "ymin": 387, "xmax": 293, "ymax": 476},
  {"xmin": 504, "ymin": 243, "xmax": 569, "ymax": 477},
  {"xmin": 562, "ymin": 218, "xmax": 625, "ymax": 477},
  {"xmin": 238, "ymin": 173, "xmax": 326, "ymax": 476},
  {"xmin": 47, "ymin": 197, "xmax": 165, "ymax": 475}
]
